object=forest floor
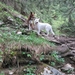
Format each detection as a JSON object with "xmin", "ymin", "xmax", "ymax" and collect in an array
[
  {"xmin": 0, "ymin": 2, "xmax": 75, "ymax": 75},
  {"xmin": 0, "ymin": 33, "xmax": 75, "ymax": 75}
]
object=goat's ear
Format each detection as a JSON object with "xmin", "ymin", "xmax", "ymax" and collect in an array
[{"xmin": 30, "ymin": 12, "xmax": 32, "ymax": 14}]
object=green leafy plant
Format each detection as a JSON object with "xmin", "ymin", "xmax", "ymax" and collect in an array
[
  {"xmin": 27, "ymin": 54, "xmax": 32, "ymax": 57},
  {"xmin": 40, "ymin": 55, "xmax": 44, "ymax": 61},
  {"xmin": 51, "ymin": 62, "xmax": 55, "ymax": 66},
  {"xmin": 24, "ymin": 67, "xmax": 36, "ymax": 75},
  {"xmin": 51, "ymin": 51, "xmax": 65, "ymax": 63},
  {"xmin": 22, "ymin": 52, "xmax": 26, "ymax": 55},
  {"xmin": 66, "ymin": 69, "xmax": 74, "ymax": 74}
]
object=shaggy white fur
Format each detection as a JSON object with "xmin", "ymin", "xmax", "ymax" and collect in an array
[{"xmin": 34, "ymin": 18, "xmax": 55, "ymax": 36}]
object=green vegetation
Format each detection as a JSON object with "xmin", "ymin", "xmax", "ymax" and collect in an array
[
  {"xmin": 50, "ymin": 62, "xmax": 55, "ymax": 66},
  {"xmin": 0, "ymin": 3, "xmax": 56, "ymax": 73},
  {"xmin": 0, "ymin": 2, "xmax": 54, "ymax": 46},
  {"xmin": 23, "ymin": 65, "xmax": 37, "ymax": 75},
  {"xmin": 66, "ymin": 69, "xmax": 74, "ymax": 74},
  {"xmin": 0, "ymin": 2, "xmax": 13, "ymax": 20},
  {"xmin": 51, "ymin": 51, "xmax": 65, "ymax": 63},
  {"xmin": 0, "ymin": 27, "xmax": 54, "ymax": 45},
  {"xmin": 7, "ymin": 0, "xmax": 75, "ymax": 36},
  {"xmin": 40, "ymin": 55, "xmax": 44, "ymax": 61},
  {"xmin": 24, "ymin": 67, "xmax": 36, "ymax": 75},
  {"xmin": 0, "ymin": 2, "xmax": 27, "ymax": 29},
  {"xmin": 0, "ymin": 0, "xmax": 75, "ymax": 36},
  {"xmin": 39, "ymin": 51, "xmax": 65, "ymax": 67},
  {"xmin": 50, "ymin": 51, "xmax": 65, "ymax": 67},
  {"xmin": 0, "ymin": 72, "xmax": 4, "ymax": 75},
  {"xmin": 0, "ymin": 1, "xmax": 74, "ymax": 75}
]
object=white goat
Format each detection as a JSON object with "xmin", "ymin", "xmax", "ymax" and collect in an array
[{"xmin": 34, "ymin": 18, "xmax": 55, "ymax": 36}]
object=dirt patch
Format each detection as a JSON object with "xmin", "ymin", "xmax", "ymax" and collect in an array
[{"xmin": 0, "ymin": 35, "xmax": 75, "ymax": 75}]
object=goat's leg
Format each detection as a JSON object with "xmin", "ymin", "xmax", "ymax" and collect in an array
[
  {"xmin": 29, "ymin": 24, "xmax": 32, "ymax": 30},
  {"xmin": 46, "ymin": 29, "xmax": 49, "ymax": 36},
  {"xmin": 50, "ymin": 27, "xmax": 55, "ymax": 36},
  {"xmin": 37, "ymin": 29, "xmax": 41, "ymax": 35}
]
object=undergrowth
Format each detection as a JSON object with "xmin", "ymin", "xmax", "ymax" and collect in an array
[{"xmin": 0, "ymin": 27, "xmax": 55, "ymax": 46}]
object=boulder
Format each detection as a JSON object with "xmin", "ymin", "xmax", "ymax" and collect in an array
[{"xmin": 38, "ymin": 64, "xmax": 65, "ymax": 75}]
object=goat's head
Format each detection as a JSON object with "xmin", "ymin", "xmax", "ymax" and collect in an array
[{"xmin": 34, "ymin": 18, "xmax": 40, "ymax": 24}]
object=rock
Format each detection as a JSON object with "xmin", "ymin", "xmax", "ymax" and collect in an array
[
  {"xmin": 41, "ymin": 66, "xmax": 65, "ymax": 75},
  {"xmin": 7, "ymin": 16, "xmax": 14, "ymax": 22},
  {"xmin": 61, "ymin": 63, "xmax": 74, "ymax": 71},
  {"xmin": 44, "ymin": 36, "xmax": 61, "ymax": 45},
  {"xmin": 55, "ymin": 44, "xmax": 69, "ymax": 53},
  {"xmin": 9, "ymin": 71, "xmax": 14, "ymax": 75},
  {"xmin": 23, "ymin": 68, "xmax": 26, "ymax": 72},
  {"xmin": 61, "ymin": 50, "xmax": 75, "ymax": 57},
  {"xmin": 67, "ymin": 42, "xmax": 75, "ymax": 50},
  {"xmin": 70, "ymin": 56, "xmax": 75, "ymax": 62},
  {"xmin": 41, "ymin": 67, "xmax": 52, "ymax": 75},
  {"xmin": 67, "ymin": 74, "xmax": 75, "ymax": 75},
  {"xmin": 57, "ymin": 36, "xmax": 68, "ymax": 44},
  {"xmin": 0, "ymin": 21, "xmax": 4, "ymax": 26},
  {"xmin": 17, "ymin": 31, "xmax": 22, "ymax": 35}
]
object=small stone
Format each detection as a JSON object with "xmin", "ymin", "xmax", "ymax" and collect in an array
[
  {"xmin": 17, "ymin": 31, "xmax": 22, "ymax": 35},
  {"xmin": 0, "ymin": 21, "xmax": 4, "ymax": 25},
  {"xmin": 8, "ymin": 16, "xmax": 14, "ymax": 21},
  {"xmin": 9, "ymin": 71, "xmax": 14, "ymax": 75},
  {"xmin": 61, "ymin": 63, "xmax": 74, "ymax": 71},
  {"xmin": 23, "ymin": 69, "xmax": 26, "ymax": 72},
  {"xmin": 41, "ymin": 66, "xmax": 63, "ymax": 75}
]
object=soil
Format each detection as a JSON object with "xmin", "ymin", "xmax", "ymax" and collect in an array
[{"xmin": 0, "ymin": 34, "xmax": 75, "ymax": 75}]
